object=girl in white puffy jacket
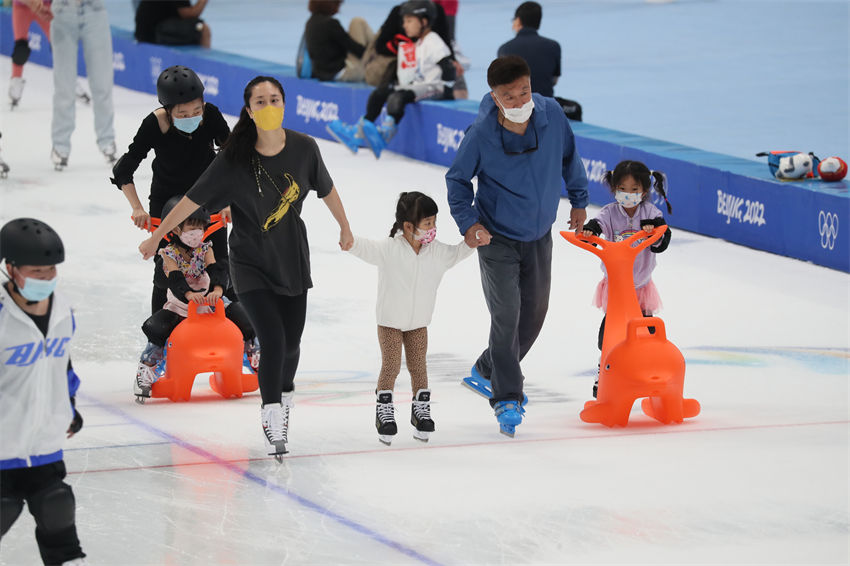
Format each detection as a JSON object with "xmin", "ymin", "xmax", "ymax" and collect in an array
[{"xmin": 347, "ymin": 191, "xmax": 474, "ymax": 445}]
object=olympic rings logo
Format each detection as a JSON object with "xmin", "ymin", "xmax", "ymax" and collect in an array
[{"xmin": 818, "ymin": 210, "xmax": 839, "ymax": 250}]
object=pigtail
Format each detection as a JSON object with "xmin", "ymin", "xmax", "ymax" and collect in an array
[
  {"xmin": 650, "ymin": 170, "xmax": 672, "ymax": 214},
  {"xmin": 602, "ymin": 170, "xmax": 615, "ymax": 190},
  {"xmin": 389, "ymin": 192, "xmax": 409, "ymax": 237}
]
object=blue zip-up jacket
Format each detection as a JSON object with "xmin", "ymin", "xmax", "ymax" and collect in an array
[{"xmin": 446, "ymin": 93, "xmax": 588, "ymax": 242}]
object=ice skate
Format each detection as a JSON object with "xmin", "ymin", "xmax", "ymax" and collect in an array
[
  {"xmin": 494, "ymin": 400, "xmax": 523, "ymax": 437},
  {"xmin": 261, "ymin": 402, "xmax": 288, "ymax": 460},
  {"xmin": 326, "ymin": 119, "xmax": 362, "ymax": 155},
  {"xmin": 51, "ymin": 148, "xmax": 68, "ymax": 171},
  {"xmin": 593, "ymin": 362, "xmax": 600, "ymax": 399},
  {"xmin": 375, "ymin": 390, "xmax": 397, "ymax": 445},
  {"xmin": 8, "ymin": 77, "xmax": 24, "ymax": 109},
  {"xmin": 359, "ymin": 116, "xmax": 396, "ymax": 159},
  {"xmin": 76, "ymin": 79, "xmax": 91, "ymax": 105},
  {"xmin": 462, "ymin": 365, "xmax": 528, "ymax": 406},
  {"xmin": 134, "ymin": 362, "xmax": 157, "ymax": 404},
  {"xmin": 411, "ymin": 389, "xmax": 435, "ymax": 442},
  {"xmin": 101, "ymin": 142, "xmax": 117, "ymax": 165}
]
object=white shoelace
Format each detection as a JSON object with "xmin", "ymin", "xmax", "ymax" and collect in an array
[
  {"xmin": 377, "ymin": 402, "xmax": 395, "ymax": 424},
  {"xmin": 263, "ymin": 406, "xmax": 286, "ymax": 443},
  {"xmin": 136, "ymin": 364, "xmax": 156, "ymax": 387},
  {"xmin": 412, "ymin": 401, "xmax": 431, "ymax": 421}
]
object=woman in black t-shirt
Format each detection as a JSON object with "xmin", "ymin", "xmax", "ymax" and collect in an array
[
  {"xmin": 139, "ymin": 76, "xmax": 354, "ymax": 458},
  {"xmin": 112, "ymin": 65, "xmax": 230, "ymax": 314}
]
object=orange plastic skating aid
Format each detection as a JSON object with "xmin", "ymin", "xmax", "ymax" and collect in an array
[
  {"xmin": 561, "ymin": 227, "xmax": 700, "ymax": 427},
  {"xmin": 150, "ymin": 299, "xmax": 258, "ymax": 402}
]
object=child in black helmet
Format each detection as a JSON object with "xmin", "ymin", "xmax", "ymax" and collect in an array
[
  {"xmin": 111, "ymin": 64, "xmax": 232, "ymax": 315},
  {"xmin": 0, "ymin": 218, "xmax": 87, "ymax": 565},
  {"xmin": 133, "ymin": 195, "xmax": 259, "ymax": 403}
]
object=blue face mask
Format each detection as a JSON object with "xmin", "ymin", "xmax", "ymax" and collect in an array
[
  {"xmin": 173, "ymin": 115, "xmax": 203, "ymax": 134},
  {"xmin": 18, "ymin": 276, "xmax": 58, "ymax": 302}
]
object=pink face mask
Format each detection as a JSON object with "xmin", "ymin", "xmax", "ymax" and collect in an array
[
  {"xmin": 178, "ymin": 229, "xmax": 204, "ymax": 248},
  {"xmin": 415, "ymin": 227, "xmax": 436, "ymax": 245}
]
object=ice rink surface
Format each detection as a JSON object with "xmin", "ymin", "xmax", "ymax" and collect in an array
[{"xmin": 1, "ymin": 1, "xmax": 849, "ymax": 564}]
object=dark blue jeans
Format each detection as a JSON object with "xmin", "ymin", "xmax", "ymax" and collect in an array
[{"xmin": 474, "ymin": 231, "xmax": 552, "ymax": 405}]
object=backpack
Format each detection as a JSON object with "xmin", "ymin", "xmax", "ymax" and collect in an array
[
  {"xmin": 756, "ymin": 151, "xmax": 820, "ymax": 180},
  {"xmin": 295, "ymin": 33, "xmax": 312, "ymax": 79}
]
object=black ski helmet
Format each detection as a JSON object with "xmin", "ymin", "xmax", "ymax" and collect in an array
[
  {"xmin": 400, "ymin": 0, "xmax": 437, "ymax": 26},
  {"xmin": 161, "ymin": 195, "xmax": 210, "ymax": 226},
  {"xmin": 156, "ymin": 65, "xmax": 205, "ymax": 108},
  {"xmin": 0, "ymin": 218, "xmax": 65, "ymax": 266}
]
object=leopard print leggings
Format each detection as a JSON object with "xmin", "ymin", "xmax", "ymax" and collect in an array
[{"xmin": 376, "ymin": 326, "xmax": 428, "ymax": 392}]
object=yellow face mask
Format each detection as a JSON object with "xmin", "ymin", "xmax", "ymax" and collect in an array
[{"xmin": 252, "ymin": 105, "xmax": 284, "ymax": 131}]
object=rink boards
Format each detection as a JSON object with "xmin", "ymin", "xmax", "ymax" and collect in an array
[{"xmin": 1, "ymin": 9, "xmax": 847, "ymax": 272}]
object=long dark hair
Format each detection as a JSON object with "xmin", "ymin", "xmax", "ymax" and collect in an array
[
  {"xmin": 221, "ymin": 76, "xmax": 285, "ymax": 166},
  {"xmin": 389, "ymin": 191, "xmax": 438, "ymax": 237},
  {"xmin": 603, "ymin": 160, "xmax": 672, "ymax": 214}
]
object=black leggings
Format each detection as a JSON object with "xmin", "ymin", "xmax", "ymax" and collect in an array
[
  {"xmin": 237, "ymin": 289, "xmax": 307, "ymax": 405},
  {"xmin": 365, "ymin": 86, "xmax": 416, "ymax": 123}
]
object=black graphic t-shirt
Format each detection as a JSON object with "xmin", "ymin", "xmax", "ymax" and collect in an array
[{"xmin": 186, "ymin": 130, "xmax": 333, "ymax": 295}]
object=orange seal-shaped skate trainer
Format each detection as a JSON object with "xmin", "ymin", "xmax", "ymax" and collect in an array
[
  {"xmin": 561, "ymin": 227, "xmax": 699, "ymax": 427},
  {"xmin": 150, "ymin": 299, "xmax": 258, "ymax": 402}
]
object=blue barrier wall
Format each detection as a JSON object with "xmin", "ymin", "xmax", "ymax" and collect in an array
[{"xmin": 3, "ymin": 9, "xmax": 847, "ymax": 272}]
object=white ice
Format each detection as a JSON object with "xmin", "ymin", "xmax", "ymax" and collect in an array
[{"xmin": 1, "ymin": 55, "xmax": 848, "ymax": 566}]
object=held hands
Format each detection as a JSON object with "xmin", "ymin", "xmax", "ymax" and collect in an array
[
  {"xmin": 339, "ymin": 226, "xmax": 354, "ymax": 251},
  {"xmin": 465, "ymin": 223, "xmax": 491, "ymax": 248},
  {"xmin": 185, "ymin": 291, "xmax": 207, "ymax": 304},
  {"xmin": 131, "ymin": 206, "xmax": 152, "ymax": 231}
]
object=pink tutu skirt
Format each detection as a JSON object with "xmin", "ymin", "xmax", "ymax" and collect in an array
[{"xmin": 592, "ymin": 278, "xmax": 663, "ymax": 314}]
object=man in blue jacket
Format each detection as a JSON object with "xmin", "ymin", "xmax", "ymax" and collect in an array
[{"xmin": 446, "ymin": 55, "xmax": 587, "ymax": 436}]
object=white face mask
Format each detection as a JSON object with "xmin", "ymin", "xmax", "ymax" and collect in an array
[
  {"xmin": 615, "ymin": 190, "xmax": 643, "ymax": 208},
  {"xmin": 495, "ymin": 95, "xmax": 534, "ymax": 123}
]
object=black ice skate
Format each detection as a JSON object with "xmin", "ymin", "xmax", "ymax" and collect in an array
[
  {"xmin": 411, "ymin": 389, "xmax": 435, "ymax": 442},
  {"xmin": 375, "ymin": 390, "xmax": 397, "ymax": 445}
]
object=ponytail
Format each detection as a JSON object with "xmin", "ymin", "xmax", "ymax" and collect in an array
[{"xmin": 389, "ymin": 191, "xmax": 438, "ymax": 237}]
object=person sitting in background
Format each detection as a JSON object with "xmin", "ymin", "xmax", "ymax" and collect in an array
[
  {"xmin": 304, "ymin": 0, "xmax": 374, "ymax": 82},
  {"xmin": 366, "ymin": 0, "xmax": 466, "ymax": 98},
  {"xmin": 326, "ymin": 0, "xmax": 456, "ymax": 159},
  {"xmin": 497, "ymin": 1, "xmax": 560, "ymax": 98},
  {"xmin": 135, "ymin": 0, "xmax": 211, "ymax": 48}
]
